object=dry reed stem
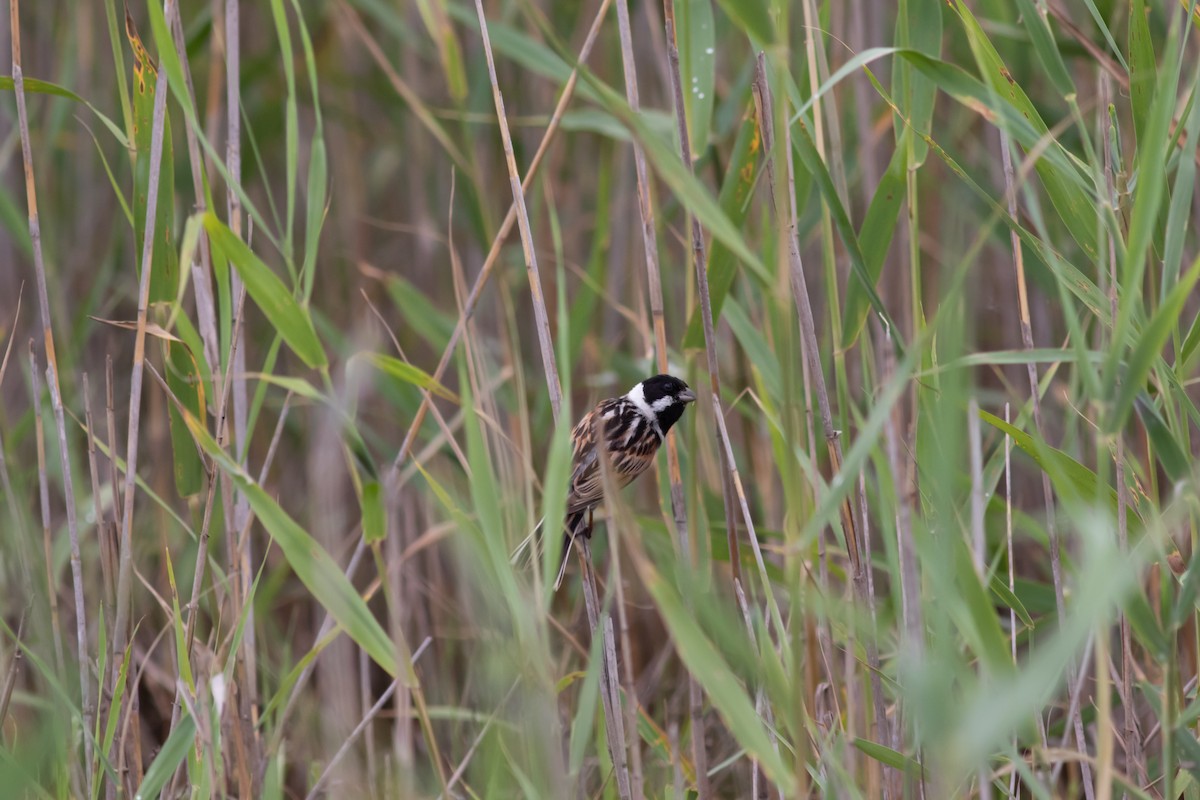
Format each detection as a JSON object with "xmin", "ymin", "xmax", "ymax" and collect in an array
[
  {"xmin": 611, "ymin": 6, "xmax": 707, "ymax": 794},
  {"xmin": 169, "ymin": 7, "xmax": 220, "ymax": 374},
  {"xmin": 381, "ymin": 0, "xmax": 612, "ymax": 482},
  {"xmin": 661, "ymin": 0, "xmax": 764, "ymax": 789},
  {"xmin": 613, "ymin": 0, "xmax": 689, "ymax": 556},
  {"xmin": 104, "ymin": 356, "xmax": 122, "ymax": 536},
  {"xmin": 1096, "ymin": 622, "xmax": 1113, "ymax": 800},
  {"xmin": 111, "ymin": 0, "xmax": 173, "ymax": 693},
  {"xmin": 577, "ymin": 536, "xmax": 634, "ymax": 800},
  {"xmin": 473, "ymin": 0, "xmax": 563, "ymax": 421},
  {"xmin": 609, "ymin": 525, "xmax": 646, "ymax": 800},
  {"xmin": 183, "ymin": 287, "xmax": 247, "ymax": 662},
  {"xmin": 82, "ymin": 374, "xmax": 114, "ymax": 616},
  {"xmin": 753, "ymin": 54, "xmax": 885, "ymax": 791},
  {"xmin": 967, "ymin": 400, "xmax": 992, "ymax": 800},
  {"xmin": 0, "ymin": 302, "xmax": 33, "ymax": 597},
  {"xmin": 167, "ymin": 277, "xmax": 248, "ymax": 794},
  {"xmin": 29, "ymin": 344, "xmax": 64, "ymax": 676},
  {"xmin": 304, "ymin": 638, "xmax": 433, "ymax": 800},
  {"xmin": 712, "ymin": 400, "xmax": 783, "ymax": 634},
  {"xmin": 751, "ymin": 57, "xmax": 860, "ymax": 578},
  {"xmin": 221, "ymin": 2, "xmax": 258, "ymax": 780},
  {"xmin": 1099, "ymin": 71, "xmax": 1142, "ymax": 790},
  {"xmin": 0, "ymin": 611, "xmax": 25, "ymax": 734},
  {"xmin": 660, "ymin": 0, "xmax": 739, "ymax": 571},
  {"xmin": 968, "ymin": 399, "xmax": 985, "ymax": 576},
  {"xmin": 10, "ymin": 1, "xmax": 92, "ymax": 787},
  {"xmin": 876, "ymin": 322, "xmax": 911, "ymax": 792},
  {"xmin": 1005, "ymin": 403, "xmax": 1019, "ymax": 796},
  {"xmin": 437, "ymin": 679, "xmax": 521, "ymax": 799},
  {"xmin": 998, "ymin": 129, "xmax": 1094, "ymax": 797}
]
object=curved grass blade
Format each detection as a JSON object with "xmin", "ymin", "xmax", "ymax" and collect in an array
[
  {"xmin": 182, "ymin": 410, "xmax": 400, "ymax": 679},
  {"xmin": 203, "ymin": 212, "xmax": 327, "ymax": 369}
]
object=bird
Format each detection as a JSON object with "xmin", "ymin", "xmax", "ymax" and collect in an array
[{"xmin": 512, "ymin": 374, "xmax": 696, "ymax": 589}]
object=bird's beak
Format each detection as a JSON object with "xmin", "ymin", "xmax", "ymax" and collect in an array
[{"xmin": 679, "ymin": 388, "xmax": 696, "ymax": 403}]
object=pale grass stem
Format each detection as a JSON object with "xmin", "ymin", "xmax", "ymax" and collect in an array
[
  {"xmin": 11, "ymin": 0, "xmax": 93, "ymax": 790},
  {"xmin": 998, "ymin": 128, "xmax": 1093, "ymax": 798}
]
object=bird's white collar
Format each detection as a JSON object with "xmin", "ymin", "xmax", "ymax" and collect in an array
[{"xmin": 625, "ymin": 382, "xmax": 664, "ymax": 438}]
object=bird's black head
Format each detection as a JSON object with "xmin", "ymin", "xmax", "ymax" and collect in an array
[{"xmin": 627, "ymin": 374, "xmax": 695, "ymax": 434}]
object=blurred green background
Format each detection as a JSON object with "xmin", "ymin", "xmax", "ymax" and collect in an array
[{"xmin": 2, "ymin": 0, "xmax": 1200, "ymax": 798}]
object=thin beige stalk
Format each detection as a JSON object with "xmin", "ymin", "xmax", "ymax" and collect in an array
[
  {"xmin": 998, "ymin": 129, "xmax": 1093, "ymax": 798},
  {"xmin": 0, "ymin": 612, "xmax": 25, "ymax": 734},
  {"xmin": 104, "ymin": 355, "xmax": 122, "ymax": 533},
  {"xmin": 437, "ymin": 680, "xmax": 521, "ymax": 799},
  {"xmin": 753, "ymin": 57, "xmax": 864, "ymax": 588},
  {"xmin": 383, "ymin": 0, "xmax": 612, "ymax": 484},
  {"xmin": 609, "ymin": 528, "xmax": 646, "ymax": 800},
  {"xmin": 613, "ymin": 0, "xmax": 689, "ymax": 558},
  {"xmin": 578, "ymin": 537, "xmax": 634, "ymax": 800},
  {"xmin": 1096, "ymin": 623, "xmax": 1113, "ymax": 800},
  {"xmin": 967, "ymin": 400, "xmax": 992, "ymax": 800},
  {"xmin": 754, "ymin": 55, "xmax": 883, "ymax": 790},
  {"xmin": 1100, "ymin": 71, "xmax": 1142, "ymax": 789},
  {"xmin": 183, "ymin": 286, "xmax": 247, "ymax": 661},
  {"xmin": 222, "ymin": 1, "xmax": 258, "ymax": 777},
  {"xmin": 111, "ymin": 0, "xmax": 174, "ymax": 690},
  {"xmin": 473, "ymin": 0, "xmax": 563, "ymax": 421},
  {"xmin": 0, "ymin": 306, "xmax": 31, "ymax": 603},
  {"xmin": 661, "ymin": 0, "xmax": 759, "ymax": 790},
  {"xmin": 1005, "ymin": 403, "xmax": 1018, "ymax": 797},
  {"xmin": 82, "ymin": 375, "xmax": 114, "ymax": 615},
  {"xmin": 968, "ymin": 399, "xmax": 986, "ymax": 576},
  {"xmin": 304, "ymin": 639, "xmax": 433, "ymax": 800},
  {"xmin": 10, "ymin": 1, "xmax": 91, "ymax": 786},
  {"xmin": 660, "ymin": 0, "xmax": 739, "ymax": 570},
  {"xmin": 29, "ymin": 344, "xmax": 65, "ymax": 677},
  {"xmin": 169, "ymin": 7, "xmax": 220, "ymax": 373},
  {"xmin": 613, "ymin": 6, "xmax": 710, "ymax": 794}
]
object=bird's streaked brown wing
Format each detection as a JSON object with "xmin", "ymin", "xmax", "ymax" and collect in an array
[{"xmin": 564, "ymin": 399, "xmax": 658, "ymax": 516}]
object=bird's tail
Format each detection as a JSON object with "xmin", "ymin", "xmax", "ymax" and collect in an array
[{"xmin": 552, "ymin": 510, "xmax": 588, "ymax": 591}]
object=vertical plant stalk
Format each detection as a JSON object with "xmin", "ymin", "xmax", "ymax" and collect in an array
[
  {"xmin": 29, "ymin": 344, "xmax": 65, "ymax": 676},
  {"xmin": 753, "ymin": 55, "xmax": 882, "ymax": 789},
  {"xmin": 661, "ymin": 0, "xmax": 757, "ymax": 790},
  {"xmin": 471, "ymin": 4, "xmax": 634, "ymax": 796},
  {"xmin": 879, "ymin": 323, "xmax": 917, "ymax": 775},
  {"xmin": 998, "ymin": 129, "xmax": 1094, "ymax": 797},
  {"xmin": 474, "ymin": 6, "xmax": 628, "ymax": 796},
  {"xmin": 1099, "ymin": 72, "xmax": 1142, "ymax": 790},
  {"xmin": 751, "ymin": 59, "xmax": 861, "ymax": 579},
  {"xmin": 82, "ymin": 375, "xmax": 115, "ymax": 614},
  {"xmin": 183, "ymin": 287, "xmax": 247, "ymax": 661},
  {"xmin": 1005, "ymin": 403, "xmax": 1019, "ymax": 797},
  {"xmin": 111, "ymin": 0, "xmax": 173, "ymax": 717},
  {"xmin": 170, "ymin": 8, "xmax": 220, "ymax": 373},
  {"xmin": 966, "ymin": 400, "xmax": 992, "ymax": 800},
  {"xmin": 660, "ymin": 0, "xmax": 739, "ymax": 569},
  {"xmin": 0, "ymin": 612, "xmax": 25, "ymax": 734},
  {"xmin": 221, "ymin": 0, "xmax": 258, "ymax": 762},
  {"xmin": 967, "ymin": 399, "xmax": 985, "ymax": 575},
  {"xmin": 10, "ymin": 2, "xmax": 92, "ymax": 789},
  {"xmin": 612, "ymin": 6, "xmax": 709, "ymax": 795},
  {"xmin": 609, "ymin": 528, "xmax": 646, "ymax": 800},
  {"xmin": 224, "ymin": 0, "xmax": 250, "ymax": 522},
  {"xmin": 384, "ymin": 0, "xmax": 611, "ymax": 481},
  {"xmin": 613, "ymin": 0, "xmax": 690, "ymax": 565},
  {"xmin": 578, "ymin": 537, "xmax": 634, "ymax": 800},
  {"xmin": 472, "ymin": 0, "xmax": 563, "ymax": 421}
]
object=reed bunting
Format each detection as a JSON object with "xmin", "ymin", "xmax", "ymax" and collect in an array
[{"xmin": 514, "ymin": 374, "xmax": 696, "ymax": 589}]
